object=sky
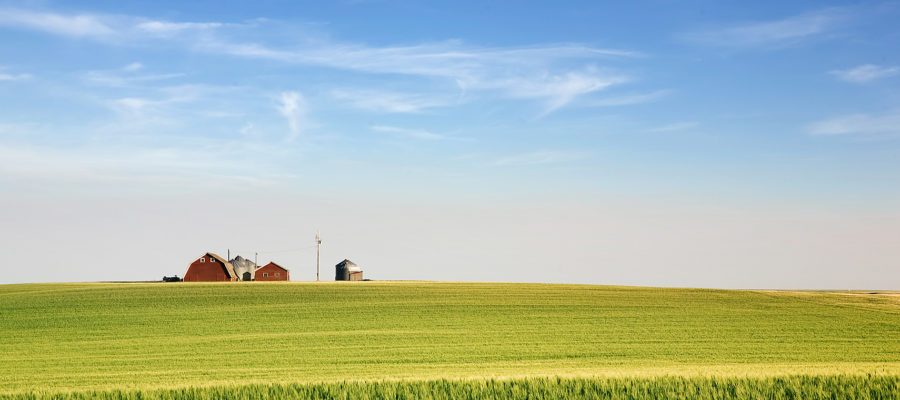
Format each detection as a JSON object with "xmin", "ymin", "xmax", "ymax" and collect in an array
[{"xmin": 0, "ymin": 1, "xmax": 898, "ymax": 288}]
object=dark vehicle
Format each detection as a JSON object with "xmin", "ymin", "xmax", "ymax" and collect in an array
[{"xmin": 162, "ymin": 275, "xmax": 183, "ymax": 282}]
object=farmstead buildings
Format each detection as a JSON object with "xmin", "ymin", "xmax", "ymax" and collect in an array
[
  {"xmin": 183, "ymin": 252, "xmax": 365, "ymax": 282},
  {"xmin": 335, "ymin": 259, "xmax": 363, "ymax": 281},
  {"xmin": 255, "ymin": 262, "xmax": 289, "ymax": 281},
  {"xmin": 184, "ymin": 253, "xmax": 235, "ymax": 281},
  {"xmin": 184, "ymin": 252, "xmax": 290, "ymax": 282}
]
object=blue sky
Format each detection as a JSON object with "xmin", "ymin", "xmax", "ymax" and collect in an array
[{"xmin": 1, "ymin": 1, "xmax": 898, "ymax": 287}]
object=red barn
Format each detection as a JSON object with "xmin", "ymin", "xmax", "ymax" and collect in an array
[
  {"xmin": 184, "ymin": 252, "xmax": 237, "ymax": 282},
  {"xmin": 254, "ymin": 262, "xmax": 290, "ymax": 281}
]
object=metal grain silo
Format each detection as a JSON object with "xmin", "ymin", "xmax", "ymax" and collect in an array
[
  {"xmin": 335, "ymin": 259, "xmax": 363, "ymax": 281},
  {"xmin": 230, "ymin": 255, "xmax": 257, "ymax": 281}
]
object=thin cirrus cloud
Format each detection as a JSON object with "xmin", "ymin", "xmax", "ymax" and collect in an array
[
  {"xmin": 207, "ymin": 40, "xmax": 636, "ymax": 114},
  {"xmin": 0, "ymin": 8, "xmax": 227, "ymax": 43},
  {"xmin": 85, "ymin": 72, "xmax": 185, "ymax": 87},
  {"xmin": 682, "ymin": 8, "xmax": 846, "ymax": 47},
  {"xmin": 493, "ymin": 69, "xmax": 631, "ymax": 116},
  {"xmin": 830, "ymin": 64, "xmax": 900, "ymax": 83},
  {"xmin": 213, "ymin": 41, "xmax": 638, "ymax": 79},
  {"xmin": 332, "ymin": 89, "xmax": 449, "ymax": 113},
  {"xmin": 99, "ymin": 84, "xmax": 249, "ymax": 132},
  {"xmin": 809, "ymin": 111, "xmax": 900, "ymax": 136},
  {"xmin": 112, "ymin": 97, "xmax": 156, "ymax": 112},
  {"xmin": 105, "ymin": 85, "xmax": 223, "ymax": 112},
  {"xmin": 0, "ymin": 7, "xmax": 640, "ymax": 115},
  {"xmin": 135, "ymin": 20, "xmax": 223, "ymax": 35},
  {"xmin": 644, "ymin": 122, "xmax": 699, "ymax": 133},
  {"xmin": 0, "ymin": 7, "xmax": 117, "ymax": 38},
  {"xmin": 122, "ymin": 62, "xmax": 143, "ymax": 72},
  {"xmin": 370, "ymin": 125, "xmax": 445, "ymax": 140},
  {"xmin": 0, "ymin": 72, "xmax": 32, "ymax": 81},
  {"xmin": 83, "ymin": 63, "xmax": 186, "ymax": 87},
  {"xmin": 587, "ymin": 90, "xmax": 671, "ymax": 107},
  {"xmin": 493, "ymin": 150, "xmax": 586, "ymax": 166}
]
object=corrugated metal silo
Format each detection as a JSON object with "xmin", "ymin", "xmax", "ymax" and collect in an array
[
  {"xmin": 230, "ymin": 255, "xmax": 257, "ymax": 281},
  {"xmin": 335, "ymin": 259, "xmax": 362, "ymax": 281}
]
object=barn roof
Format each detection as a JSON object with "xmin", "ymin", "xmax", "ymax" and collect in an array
[
  {"xmin": 206, "ymin": 252, "xmax": 236, "ymax": 279},
  {"xmin": 257, "ymin": 261, "xmax": 288, "ymax": 272}
]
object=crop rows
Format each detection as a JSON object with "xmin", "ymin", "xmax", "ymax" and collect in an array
[{"xmin": 4, "ymin": 376, "xmax": 898, "ymax": 400}]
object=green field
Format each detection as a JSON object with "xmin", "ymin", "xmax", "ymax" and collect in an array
[{"xmin": 1, "ymin": 282, "xmax": 898, "ymax": 398}]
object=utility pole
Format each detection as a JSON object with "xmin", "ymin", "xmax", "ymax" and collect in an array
[
  {"xmin": 316, "ymin": 230, "xmax": 322, "ymax": 282},
  {"xmin": 255, "ymin": 252, "xmax": 258, "ymax": 269}
]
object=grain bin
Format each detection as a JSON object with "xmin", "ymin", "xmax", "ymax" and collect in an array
[
  {"xmin": 335, "ymin": 259, "xmax": 363, "ymax": 281},
  {"xmin": 230, "ymin": 255, "xmax": 256, "ymax": 281}
]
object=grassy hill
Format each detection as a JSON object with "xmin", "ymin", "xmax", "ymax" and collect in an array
[{"xmin": 1, "ymin": 282, "xmax": 897, "ymax": 398}]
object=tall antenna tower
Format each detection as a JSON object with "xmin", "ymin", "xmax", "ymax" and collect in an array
[{"xmin": 316, "ymin": 230, "xmax": 322, "ymax": 282}]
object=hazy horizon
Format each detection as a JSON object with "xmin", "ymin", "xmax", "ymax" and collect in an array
[{"xmin": 1, "ymin": 1, "xmax": 898, "ymax": 289}]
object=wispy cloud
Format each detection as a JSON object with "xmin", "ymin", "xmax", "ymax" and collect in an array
[
  {"xmin": 332, "ymin": 89, "xmax": 448, "ymax": 113},
  {"xmin": 122, "ymin": 62, "xmax": 143, "ymax": 72},
  {"xmin": 104, "ymin": 86, "xmax": 222, "ymax": 113},
  {"xmin": 212, "ymin": 41, "xmax": 639, "ymax": 74},
  {"xmin": 809, "ymin": 111, "xmax": 900, "ymax": 136},
  {"xmin": 239, "ymin": 122, "xmax": 258, "ymax": 137},
  {"xmin": 135, "ymin": 20, "xmax": 222, "ymax": 34},
  {"xmin": 494, "ymin": 150, "xmax": 585, "ymax": 166},
  {"xmin": 277, "ymin": 91, "xmax": 308, "ymax": 141},
  {"xmin": 371, "ymin": 125, "xmax": 445, "ymax": 140},
  {"xmin": 0, "ymin": 8, "xmax": 116, "ymax": 38},
  {"xmin": 84, "ymin": 69, "xmax": 184, "ymax": 87},
  {"xmin": 210, "ymin": 41, "xmax": 636, "ymax": 114},
  {"xmin": 112, "ymin": 97, "xmax": 155, "ymax": 111},
  {"xmin": 645, "ymin": 122, "xmax": 698, "ymax": 133},
  {"xmin": 98, "ymin": 83, "xmax": 245, "ymax": 132},
  {"xmin": 0, "ymin": 72, "xmax": 31, "ymax": 81},
  {"xmin": 682, "ymin": 8, "xmax": 845, "ymax": 47},
  {"xmin": 0, "ymin": 7, "xmax": 644, "ymax": 114},
  {"xmin": 830, "ymin": 64, "xmax": 900, "ymax": 83},
  {"xmin": 0, "ymin": 8, "xmax": 225, "ymax": 42},
  {"xmin": 495, "ymin": 69, "xmax": 630, "ymax": 116},
  {"xmin": 587, "ymin": 90, "xmax": 671, "ymax": 107},
  {"xmin": 105, "ymin": 96, "xmax": 181, "ymax": 126}
]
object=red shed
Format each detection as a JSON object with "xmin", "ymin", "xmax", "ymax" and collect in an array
[
  {"xmin": 255, "ymin": 262, "xmax": 290, "ymax": 281},
  {"xmin": 184, "ymin": 252, "xmax": 237, "ymax": 282}
]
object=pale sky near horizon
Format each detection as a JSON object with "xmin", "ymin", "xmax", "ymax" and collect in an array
[{"xmin": 1, "ymin": 1, "xmax": 898, "ymax": 288}]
